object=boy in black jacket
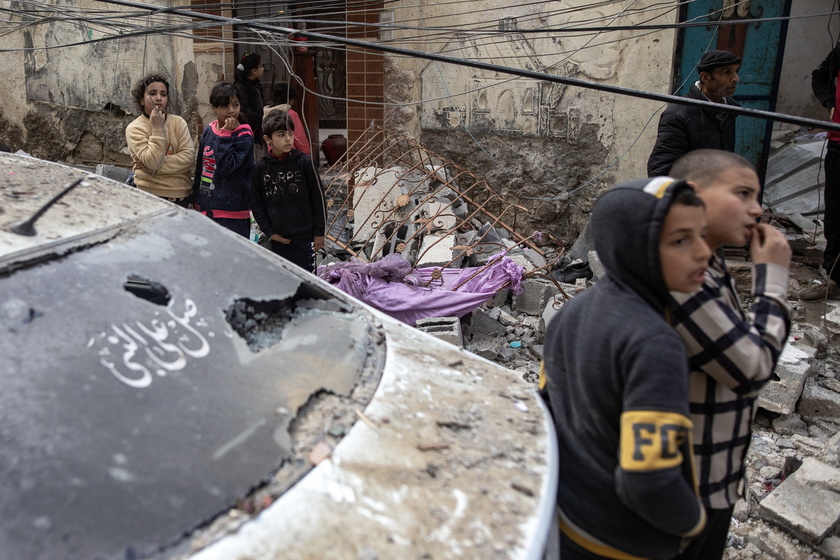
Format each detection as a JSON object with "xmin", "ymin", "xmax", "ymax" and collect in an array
[
  {"xmin": 542, "ymin": 178, "xmax": 709, "ymax": 559},
  {"xmin": 249, "ymin": 111, "xmax": 325, "ymax": 273}
]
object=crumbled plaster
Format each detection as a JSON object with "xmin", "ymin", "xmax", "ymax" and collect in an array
[
  {"xmin": 419, "ymin": 126, "xmax": 609, "ymax": 245},
  {"xmin": 384, "ymin": 56, "xmax": 417, "ymax": 129}
]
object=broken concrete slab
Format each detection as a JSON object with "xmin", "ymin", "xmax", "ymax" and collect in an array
[
  {"xmin": 351, "ymin": 167, "xmax": 410, "ymax": 245},
  {"xmin": 797, "ymin": 377, "xmax": 840, "ymax": 419},
  {"xmin": 512, "ymin": 278, "xmax": 557, "ymax": 316},
  {"xmin": 468, "ymin": 308, "xmax": 507, "ymax": 338},
  {"xmin": 415, "ymin": 316, "xmax": 463, "ymax": 348},
  {"xmin": 416, "ymin": 232, "xmax": 459, "ymax": 268},
  {"xmin": 468, "ymin": 332, "xmax": 503, "ymax": 360},
  {"xmin": 422, "ymin": 199, "xmax": 457, "ymax": 232},
  {"xmin": 818, "ymin": 535, "xmax": 840, "ymax": 560},
  {"xmin": 758, "ymin": 343, "xmax": 816, "ymax": 415},
  {"xmin": 757, "ymin": 457, "xmax": 840, "ymax": 545}
]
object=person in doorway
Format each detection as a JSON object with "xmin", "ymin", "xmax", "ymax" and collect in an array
[
  {"xmin": 668, "ymin": 149, "xmax": 792, "ymax": 560},
  {"xmin": 542, "ymin": 177, "xmax": 709, "ymax": 559},
  {"xmin": 800, "ymin": 43, "xmax": 840, "ymax": 300},
  {"xmin": 192, "ymin": 82, "xmax": 254, "ymax": 238},
  {"xmin": 125, "ymin": 73, "xmax": 195, "ymax": 205},
  {"xmin": 263, "ymin": 83, "xmax": 310, "ymax": 155},
  {"xmin": 648, "ymin": 50, "xmax": 741, "ymax": 177},
  {"xmin": 249, "ymin": 111, "xmax": 325, "ymax": 273},
  {"xmin": 235, "ymin": 52, "xmax": 266, "ymax": 154}
]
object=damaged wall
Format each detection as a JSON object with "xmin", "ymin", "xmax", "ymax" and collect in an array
[
  {"xmin": 383, "ymin": 0, "xmax": 677, "ymax": 245},
  {"xmin": 0, "ymin": 0, "xmax": 209, "ymax": 165}
]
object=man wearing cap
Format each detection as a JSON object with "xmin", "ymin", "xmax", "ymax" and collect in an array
[
  {"xmin": 800, "ymin": 44, "xmax": 840, "ymax": 300},
  {"xmin": 647, "ymin": 50, "xmax": 741, "ymax": 177}
]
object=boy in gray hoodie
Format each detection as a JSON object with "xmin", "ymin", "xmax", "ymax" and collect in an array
[{"xmin": 542, "ymin": 177, "xmax": 709, "ymax": 559}]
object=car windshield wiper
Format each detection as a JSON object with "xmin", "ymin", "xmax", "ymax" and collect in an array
[{"xmin": 9, "ymin": 177, "xmax": 88, "ymax": 236}]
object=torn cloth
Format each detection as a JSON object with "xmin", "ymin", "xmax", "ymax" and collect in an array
[{"xmin": 316, "ymin": 253, "xmax": 524, "ymax": 326}]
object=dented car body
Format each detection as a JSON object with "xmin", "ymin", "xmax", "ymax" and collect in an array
[{"xmin": 0, "ymin": 153, "xmax": 558, "ymax": 560}]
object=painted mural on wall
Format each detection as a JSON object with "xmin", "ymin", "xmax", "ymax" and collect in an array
[
  {"xmin": 420, "ymin": 6, "xmax": 623, "ymax": 138},
  {"xmin": 21, "ymin": 2, "xmax": 177, "ymax": 114}
]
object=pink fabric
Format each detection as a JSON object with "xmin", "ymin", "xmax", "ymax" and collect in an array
[
  {"xmin": 262, "ymin": 105, "xmax": 310, "ymax": 154},
  {"xmin": 317, "ymin": 253, "xmax": 524, "ymax": 326},
  {"xmin": 288, "ymin": 110, "xmax": 310, "ymax": 154}
]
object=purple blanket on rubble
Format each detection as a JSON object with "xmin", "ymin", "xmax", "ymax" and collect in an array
[{"xmin": 316, "ymin": 252, "xmax": 524, "ymax": 326}]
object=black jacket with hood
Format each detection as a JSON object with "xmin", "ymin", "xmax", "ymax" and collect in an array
[
  {"xmin": 543, "ymin": 177, "xmax": 706, "ymax": 559},
  {"xmin": 249, "ymin": 149, "xmax": 325, "ymax": 241},
  {"xmin": 647, "ymin": 84, "xmax": 739, "ymax": 177}
]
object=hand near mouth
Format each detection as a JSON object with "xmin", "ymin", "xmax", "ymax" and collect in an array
[
  {"xmin": 150, "ymin": 107, "xmax": 166, "ymax": 131},
  {"xmin": 750, "ymin": 223, "xmax": 791, "ymax": 268},
  {"xmin": 222, "ymin": 117, "xmax": 238, "ymax": 131}
]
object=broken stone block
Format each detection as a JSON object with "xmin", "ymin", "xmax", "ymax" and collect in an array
[
  {"xmin": 758, "ymin": 343, "xmax": 816, "ymax": 415},
  {"xmin": 771, "ymin": 413, "xmax": 809, "ymax": 437},
  {"xmin": 508, "ymin": 251, "xmax": 537, "ymax": 273},
  {"xmin": 818, "ymin": 536, "xmax": 840, "ymax": 560},
  {"xmin": 797, "ymin": 377, "xmax": 840, "ymax": 419},
  {"xmin": 416, "ymin": 232, "xmax": 459, "ymax": 268},
  {"xmin": 512, "ymin": 278, "xmax": 557, "ymax": 316},
  {"xmin": 351, "ymin": 167, "xmax": 406, "ymax": 244},
  {"xmin": 415, "ymin": 316, "xmax": 463, "ymax": 348},
  {"xmin": 421, "ymin": 199, "xmax": 457, "ymax": 232},
  {"xmin": 757, "ymin": 457, "xmax": 840, "ymax": 545},
  {"xmin": 452, "ymin": 230, "xmax": 476, "ymax": 263},
  {"xmin": 508, "ymin": 247, "xmax": 547, "ymax": 273},
  {"xmin": 468, "ymin": 308, "xmax": 507, "ymax": 338},
  {"xmin": 467, "ymin": 332, "xmax": 503, "ymax": 360},
  {"xmin": 822, "ymin": 305, "xmax": 840, "ymax": 339},
  {"xmin": 498, "ymin": 309, "xmax": 517, "ymax": 328}
]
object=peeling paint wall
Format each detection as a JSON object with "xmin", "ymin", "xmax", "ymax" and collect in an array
[
  {"xmin": 0, "ymin": 0, "xmax": 200, "ymax": 165},
  {"xmin": 385, "ymin": 0, "xmax": 677, "ymax": 245},
  {"xmin": 776, "ymin": 1, "xmax": 836, "ymax": 127}
]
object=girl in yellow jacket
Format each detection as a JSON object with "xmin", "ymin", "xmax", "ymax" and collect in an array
[{"xmin": 126, "ymin": 74, "xmax": 195, "ymax": 204}]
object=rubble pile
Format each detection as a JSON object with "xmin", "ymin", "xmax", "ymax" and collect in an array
[{"xmin": 318, "ymin": 127, "xmax": 562, "ymax": 276}]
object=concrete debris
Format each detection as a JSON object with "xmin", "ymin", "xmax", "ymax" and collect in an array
[
  {"xmin": 758, "ymin": 343, "xmax": 818, "ymax": 415},
  {"xmin": 415, "ymin": 316, "xmax": 464, "ymax": 348},
  {"xmin": 757, "ymin": 457, "xmax": 840, "ymax": 545},
  {"xmin": 317, "ymin": 130, "xmax": 561, "ymax": 278},
  {"xmin": 798, "ymin": 378, "xmax": 840, "ymax": 419},
  {"xmin": 511, "ymin": 278, "xmax": 558, "ymax": 316}
]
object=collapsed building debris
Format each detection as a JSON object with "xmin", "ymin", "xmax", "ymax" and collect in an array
[
  {"xmin": 319, "ymin": 127, "xmax": 562, "ymax": 273},
  {"xmin": 310, "ymin": 127, "xmax": 571, "ymax": 325}
]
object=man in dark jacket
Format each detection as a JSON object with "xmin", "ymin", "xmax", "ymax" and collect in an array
[
  {"xmin": 647, "ymin": 50, "xmax": 741, "ymax": 177},
  {"xmin": 800, "ymin": 43, "xmax": 840, "ymax": 300}
]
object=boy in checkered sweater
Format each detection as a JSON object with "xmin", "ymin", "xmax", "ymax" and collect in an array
[{"xmin": 668, "ymin": 149, "xmax": 792, "ymax": 560}]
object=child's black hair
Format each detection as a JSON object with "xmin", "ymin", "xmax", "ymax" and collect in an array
[
  {"xmin": 262, "ymin": 110, "xmax": 295, "ymax": 136},
  {"xmin": 671, "ymin": 184, "xmax": 706, "ymax": 209},
  {"xmin": 209, "ymin": 82, "xmax": 239, "ymax": 108},
  {"xmin": 235, "ymin": 52, "xmax": 262, "ymax": 82},
  {"xmin": 271, "ymin": 83, "xmax": 296, "ymax": 105},
  {"xmin": 131, "ymin": 73, "xmax": 170, "ymax": 107}
]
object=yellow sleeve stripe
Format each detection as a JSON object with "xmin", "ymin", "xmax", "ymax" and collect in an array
[
  {"xmin": 559, "ymin": 518, "xmax": 650, "ymax": 560},
  {"xmin": 538, "ymin": 361, "xmax": 547, "ymax": 391},
  {"xmin": 620, "ymin": 410, "xmax": 693, "ymax": 471}
]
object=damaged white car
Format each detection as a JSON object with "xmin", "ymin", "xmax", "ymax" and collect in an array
[{"xmin": 0, "ymin": 153, "xmax": 558, "ymax": 560}]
